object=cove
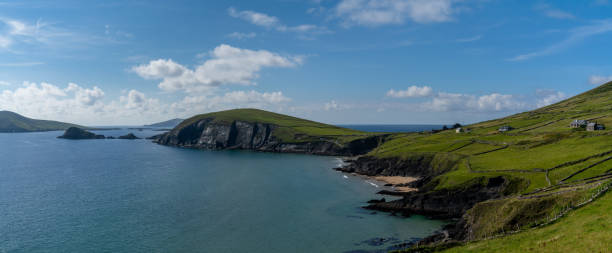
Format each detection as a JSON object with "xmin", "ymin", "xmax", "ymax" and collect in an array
[{"xmin": 0, "ymin": 130, "xmax": 445, "ymax": 252}]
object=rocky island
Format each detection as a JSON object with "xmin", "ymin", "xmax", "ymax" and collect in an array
[
  {"xmin": 57, "ymin": 127, "xmax": 141, "ymax": 140},
  {"xmin": 58, "ymin": 127, "xmax": 105, "ymax": 139},
  {"xmin": 151, "ymin": 81, "xmax": 612, "ymax": 252}
]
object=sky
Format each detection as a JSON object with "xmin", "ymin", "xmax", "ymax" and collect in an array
[{"xmin": 1, "ymin": 0, "xmax": 612, "ymax": 126}]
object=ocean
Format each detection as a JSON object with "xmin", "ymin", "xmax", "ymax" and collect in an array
[{"xmin": 0, "ymin": 129, "xmax": 444, "ymax": 252}]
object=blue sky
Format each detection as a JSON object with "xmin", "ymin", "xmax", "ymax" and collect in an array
[{"xmin": 1, "ymin": 0, "xmax": 612, "ymax": 125}]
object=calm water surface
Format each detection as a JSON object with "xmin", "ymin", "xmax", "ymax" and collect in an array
[{"xmin": 0, "ymin": 129, "xmax": 444, "ymax": 253}]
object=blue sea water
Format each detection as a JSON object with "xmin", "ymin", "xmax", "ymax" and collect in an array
[
  {"xmin": 338, "ymin": 125, "xmax": 445, "ymax": 133},
  {"xmin": 0, "ymin": 129, "xmax": 444, "ymax": 253}
]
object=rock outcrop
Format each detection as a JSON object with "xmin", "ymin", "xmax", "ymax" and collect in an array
[
  {"xmin": 57, "ymin": 127, "xmax": 105, "ymax": 139},
  {"xmin": 118, "ymin": 133, "xmax": 140, "ymax": 139},
  {"xmin": 153, "ymin": 118, "xmax": 384, "ymax": 156}
]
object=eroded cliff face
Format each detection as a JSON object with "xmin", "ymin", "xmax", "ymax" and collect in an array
[{"xmin": 153, "ymin": 118, "xmax": 383, "ymax": 156}]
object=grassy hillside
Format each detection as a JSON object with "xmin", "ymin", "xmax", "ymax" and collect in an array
[
  {"xmin": 370, "ymin": 81, "xmax": 612, "ymax": 193},
  {"xmin": 0, "ymin": 111, "xmax": 83, "ymax": 132},
  {"xmin": 374, "ymin": 81, "xmax": 612, "ymax": 251},
  {"xmin": 177, "ymin": 108, "xmax": 371, "ymax": 143},
  {"xmin": 442, "ymin": 181, "xmax": 611, "ymax": 253}
]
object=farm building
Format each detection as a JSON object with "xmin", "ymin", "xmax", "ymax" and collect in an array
[
  {"xmin": 586, "ymin": 122, "xmax": 605, "ymax": 131},
  {"xmin": 498, "ymin": 126, "xmax": 513, "ymax": 132},
  {"xmin": 570, "ymin": 119, "xmax": 588, "ymax": 128},
  {"xmin": 456, "ymin": 127, "xmax": 470, "ymax": 133}
]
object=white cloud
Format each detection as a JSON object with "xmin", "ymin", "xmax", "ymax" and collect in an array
[
  {"xmin": 0, "ymin": 81, "xmax": 10, "ymax": 86},
  {"xmin": 335, "ymin": 0, "xmax": 455, "ymax": 27},
  {"xmin": 509, "ymin": 20, "xmax": 612, "ymax": 61},
  {"xmin": 228, "ymin": 7, "xmax": 330, "ymax": 36},
  {"xmin": 588, "ymin": 75, "xmax": 612, "ymax": 85},
  {"xmin": 66, "ymin": 83, "xmax": 104, "ymax": 106},
  {"xmin": 387, "ymin": 85, "xmax": 433, "ymax": 98},
  {"xmin": 170, "ymin": 90, "xmax": 290, "ymax": 113},
  {"xmin": 132, "ymin": 44, "xmax": 301, "ymax": 92},
  {"xmin": 0, "ymin": 81, "xmax": 169, "ymax": 125},
  {"xmin": 422, "ymin": 92, "xmax": 527, "ymax": 112},
  {"xmin": 0, "ymin": 80, "xmax": 291, "ymax": 125},
  {"xmin": 536, "ymin": 89, "xmax": 566, "ymax": 107},
  {"xmin": 227, "ymin": 32, "xmax": 257, "ymax": 39},
  {"xmin": 228, "ymin": 7, "xmax": 281, "ymax": 28}
]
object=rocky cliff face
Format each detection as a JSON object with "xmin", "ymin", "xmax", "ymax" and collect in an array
[{"xmin": 153, "ymin": 118, "xmax": 383, "ymax": 156}]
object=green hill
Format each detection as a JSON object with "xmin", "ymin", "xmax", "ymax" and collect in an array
[
  {"xmin": 0, "ymin": 111, "xmax": 84, "ymax": 132},
  {"xmin": 177, "ymin": 108, "xmax": 368, "ymax": 143}
]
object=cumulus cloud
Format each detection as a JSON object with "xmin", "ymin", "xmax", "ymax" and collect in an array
[
  {"xmin": 335, "ymin": 0, "xmax": 456, "ymax": 27},
  {"xmin": 66, "ymin": 83, "xmax": 104, "ymax": 106},
  {"xmin": 228, "ymin": 7, "xmax": 330, "ymax": 36},
  {"xmin": 132, "ymin": 44, "xmax": 301, "ymax": 92},
  {"xmin": 588, "ymin": 75, "xmax": 612, "ymax": 85},
  {"xmin": 387, "ymin": 85, "xmax": 433, "ymax": 98},
  {"xmin": 170, "ymin": 90, "xmax": 291, "ymax": 113},
  {"xmin": 0, "ymin": 82, "xmax": 109, "ymax": 123},
  {"xmin": 0, "ymin": 81, "xmax": 291, "ymax": 125},
  {"xmin": 422, "ymin": 92, "xmax": 527, "ymax": 112},
  {"xmin": 536, "ymin": 89, "xmax": 566, "ymax": 107}
]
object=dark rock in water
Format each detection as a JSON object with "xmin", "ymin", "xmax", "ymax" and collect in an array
[
  {"xmin": 106, "ymin": 136, "xmax": 115, "ymax": 139},
  {"xmin": 118, "ymin": 133, "xmax": 140, "ymax": 139},
  {"xmin": 367, "ymin": 198, "xmax": 386, "ymax": 204},
  {"xmin": 57, "ymin": 127, "xmax": 105, "ymax": 139},
  {"xmin": 384, "ymin": 183, "xmax": 393, "ymax": 186}
]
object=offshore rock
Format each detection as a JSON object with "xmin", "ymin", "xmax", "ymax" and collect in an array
[{"xmin": 57, "ymin": 127, "xmax": 105, "ymax": 139}]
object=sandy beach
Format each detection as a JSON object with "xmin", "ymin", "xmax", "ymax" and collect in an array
[{"xmin": 373, "ymin": 176, "xmax": 419, "ymax": 192}]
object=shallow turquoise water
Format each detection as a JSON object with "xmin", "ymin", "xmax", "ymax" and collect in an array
[{"xmin": 0, "ymin": 130, "xmax": 444, "ymax": 252}]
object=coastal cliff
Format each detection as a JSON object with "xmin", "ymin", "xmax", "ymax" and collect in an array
[{"xmin": 154, "ymin": 117, "xmax": 383, "ymax": 156}]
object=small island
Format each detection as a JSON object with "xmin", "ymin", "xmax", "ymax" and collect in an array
[{"xmin": 57, "ymin": 127, "xmax": 105, "ymax": 139}]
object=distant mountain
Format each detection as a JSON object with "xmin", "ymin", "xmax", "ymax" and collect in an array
[
  {"xmin": 145, "ymin": 118, "xmax": 184, "ymax": 128},
  {"xmin": 0, "ymin": 111, "xmax": 83, "ymax": 132}
]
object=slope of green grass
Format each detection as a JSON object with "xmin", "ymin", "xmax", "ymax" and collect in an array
[
  {"xmin": 0, "ymin": 111, "xmax": 83, "ymax": 132},
  {"xmin": 442, "ymin": 182, "xmax": 611, "ymax": 253}
]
